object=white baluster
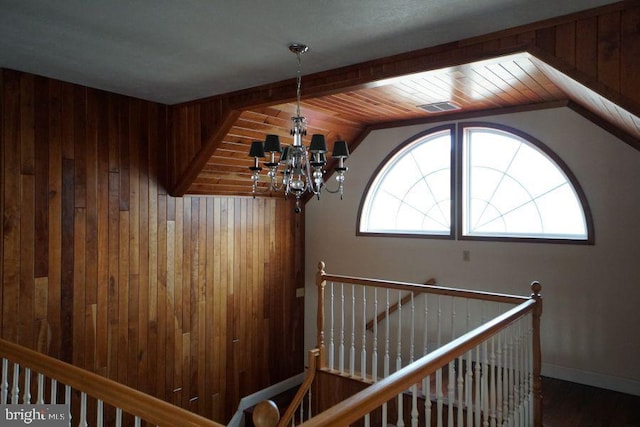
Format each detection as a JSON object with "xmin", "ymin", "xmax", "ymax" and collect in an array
[
  {"xmin": 1, "ymin": 358, "xmax": 8, "ymax": 404},
  {"xmin": 329, "ymin": 282, "xmax": 335, "ymax": 371},
  {"xmin": 116, "ymin": 407, "xmax": 122, "ymax": 427},
  {"xmin": 423, "ymin": 294, "xmax": 431, "ymax": 427},
  {"xmin": 503, "ymin": 327, "xmax": 510, "ymax": 426},
  {"xmin": 134, "ymin": 416, "xmax": 141, "ymax": 427},
  {"xmin": 466, "ymin": 349, "xmax": 473, "ymax": 427},
  {"xmin": 464, "ymin": 301, "xmax": 472, "ymax": 427},
  {"xmin": 11, "ymin": 363, "xmax": 20, "ymax": 403},
  {"xmin": 65, "ymin": 385, "xmax": 71, "ymax": 426},
  {"xmin": 299, "ymin": 394, "xmax": 304, "ymax": 423},
  {"xmin": 482, "ymin": 341, "xmax": 489, "ymax": 427},
  {"xmin": 457, "ymin": 356, "xmax": 464, "ymax": 426},
  {"xmin": 79, "ymin": 392, "xmax": 88, "ymax": 427},
  {"xmin": 411, "ymin": 383, "xmax": 419, "ymax": 427},
  {"xmin": 496, "ymin": 332, "xmax": 503, "ymax": 425},
  {"xmin": 362, "ymin": 286, "xmax": 367, "ymax": 380},
  {"xmin": 490, "ymin": 336, "xmax": 496, "ymax": 427},
  {"xmin": 350, "ymin": 284, "xmax": 356, "ymax": 377},
  {"xmin": 448, "ymin": 361, "xmax": 455, "ymax": 427},
  {"xmin": 518, "ymin": 320, "xmax": 525, "ymax": 426},
  {"xmin": 339, "ymin": 283, "xmax": 345, "ymax": 374},
  {"xmin": 514, "ymin": 322, "xmax": 520, "ymax": 427},
  {"xmin": 423, "ymin": 294, "xmax": 429, "ymax": 357},
  {"xmin": 97, "ymin": 399, "xmax": 104, "ymax": 427},
  {"xmin": 450, "ymin": 297, "xmax": 456, "ymax": 341},
  {"xmin": 424, "ymin": 376, "xmax": 431, "ymax": 427},
  {"xmin": 372, "ymin": 288, "xmax": 378, "ymax": 383},
  {"xmin": 385, "ymin": 288, "xmax": 390, "ymax": 378},
  {"xmin": 448, "ymin": 297, "xmax": 455, "ymax": 427},
  {"xmin": 410, "ymin": 293, "xmax": 415, "ymax": 365},
  {"xmin": 51, "ymin": 379, "xmax": 58, "ymax": 404},
  {"xmin": 466, "ymin": 299, "xmax": 471, "ymax": 333},
  {"xmin": 397, "ymin": 291, "xmax": 404, "ymax": 427},
  {"xmin": 23, "ymin": 367, "xmax": 32, "ymax": 404},
  {"xmin": 527, "ymin": 314, "xmax": 534, "ymax": 426},
  {"xmin": 397, "ymin": 290, "xmax": 403, "ymax": 372},
  {"xmin": 437, "ymin": 296, "xmax": 442, "ymax": 349},
  {"xmin": 519, "ymin": 318, "xmax": 528, "ymax": 426},
  {"xmin": 508, "ymin": 325, "xmax": 515, "ymax": 424},
  {"xmin": 410, "ymin": 297, "xmax": 417, "ymax": 427},
  {"xmin": 382, "ymin": 288, "xmax": 390, "ymax": 427},
  {"xmin": 474, "ymin": 347, "xmax": 481, "ymax": 427},
  {"xmin": 37, "ymin": 373, "xmax": 44, "ymax": 404},
  {"xmin": 365, "ymin": 413, "xmax": 371, "ymax": 427},
  {"xmin": 308, "ymin": 384, "xmax": 313, "ymax": 419},
  {"xmin": 436, "ymin": 367, "xmax": 443, "ymax": 427}
]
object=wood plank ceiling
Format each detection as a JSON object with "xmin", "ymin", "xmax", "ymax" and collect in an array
[{"xmin": 185, "ymin": 52, "xmax": 640, "ymax": 196}]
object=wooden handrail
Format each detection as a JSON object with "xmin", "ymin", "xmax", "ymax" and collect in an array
[
  {"xmin": 302, "ymin": 297, "xmax": 539, "ymax": 426},
  {"xmin": 276, "ymin": 349, "xmax": 320, "ymax": 427},
  {"xmin": 321, "ymin": 272, "xmax": 529, "ymax": 305},
  {"xmin": 0, "ymin": 338, "xmax": 224, "ymax": 427},
  {"xmin": 365, "ymin": 278, "xmax": 436, "ymax": 331}
]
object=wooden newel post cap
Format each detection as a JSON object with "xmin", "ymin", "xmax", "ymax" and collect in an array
[
  {"xmin": 318, "ymin": 261, "xmax": 325, "ymax": 273},
  {"xmin": 252, "ymin": 400, "xmax": 280, "ymax": 427},
  {"xmin": 530, "ymin": 281, "xmax": 542, "ymax": 297}
]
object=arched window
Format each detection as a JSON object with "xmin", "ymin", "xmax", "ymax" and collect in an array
[
  {"xmin": 358, "ymin": 122, "xmax": 593, "ymax": 243},
  {"xmin": 358, "ymin": 125, "xmax": 454, "ymax": 237}
]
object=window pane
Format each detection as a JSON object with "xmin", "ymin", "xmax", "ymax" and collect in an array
[
  {"xmin": 360, "ymin": 129, "xmax": 452, "ymax": 235},
  {"xmin": 463, "ymin": 127, "xmax": 588, "ymax": 240}
]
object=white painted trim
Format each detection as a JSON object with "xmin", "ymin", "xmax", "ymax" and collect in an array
[
  {"xmin": 227, "ymin": 373, "xmax": 305, "ymax": 427},
  {"xmin": 542, "ymin": 363, "xmax": 640, "ymax": 396}
]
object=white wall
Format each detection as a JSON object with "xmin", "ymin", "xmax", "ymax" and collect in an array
[{"xmin": 304, "ymin": 107, "xmax": 640, "ymax": 395}]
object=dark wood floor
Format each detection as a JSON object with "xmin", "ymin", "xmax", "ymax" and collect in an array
[{"xmin": 542, "ymin": 376, "xmax": 640, "ymax": 427}]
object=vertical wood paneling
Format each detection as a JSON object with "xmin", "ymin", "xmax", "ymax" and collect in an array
[
  {"xmin": 1, "ymin": 68, "xmax": 305, "ymax": 423},
  {"xmin": 621, "ymin": 7, "xmax": 640, "ymax": 98},
  {"xmin": 3, "ymin": 71, "xmax": 20, "ymax": 344},
  {"xmin": 576, "ymin": 17, "xmax": 599, "ymax": 78},
  {"xmin": 597, "ymin": 12, "xmax": 621, "ymax": 92}
]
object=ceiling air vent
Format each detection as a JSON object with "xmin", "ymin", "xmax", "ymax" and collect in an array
[{"xmin": 418, "ymin": 101, "xmax": 461, "ymax": 113}]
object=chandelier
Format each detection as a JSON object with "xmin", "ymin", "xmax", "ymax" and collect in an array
[{"xmin": 248, "ymin": 43, "xmax": 350, "ymax": 213}]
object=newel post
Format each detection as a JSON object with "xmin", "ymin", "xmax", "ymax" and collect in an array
[
  {"xmin": 316, "ymin": 261, "xmax": 327, "ymax": 369},
  {"xmin": 530, "ymin": 281, "xmax": 543, "ymax": 427}
]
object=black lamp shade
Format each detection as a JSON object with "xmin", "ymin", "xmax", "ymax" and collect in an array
[
  {"xmin": 332, "ymin": 140, "xmax": 349, "ymax": 158},
  {"xmin": 309, "ymin": 134, "xmax": 328, "ymax": 153},
  {"xmin": 264, "ymin": 134, "xmax": 281, "ymax": 153},
  {"xmin": 249, "ymin": 141, "xmax": 265, "ymax": 158}
]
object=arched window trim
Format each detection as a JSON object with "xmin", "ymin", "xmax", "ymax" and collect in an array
[
  {"xmin": 356, "ymin": 124, "xmax": 456, "ymax": 239},
  {"xmin": 357, "ymin": 121, "xmax": 595, "ymax": 245}
]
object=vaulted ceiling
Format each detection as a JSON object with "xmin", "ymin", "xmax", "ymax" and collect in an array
[{"xmin": 185, "ymin": 52, "xmax": 576, "ymax": 196}]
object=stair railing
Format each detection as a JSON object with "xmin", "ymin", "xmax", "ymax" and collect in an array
[
  {"xmin": 0, "ymin": 338, "xmax": 225, "ymax": 427},
  {"xmin": 303, "ymin": 291, "xmax": 542, "ymax": 426},
  {"xmin": 313, "ymin": 261, "xmax": 543, "ymax": 427},
  {"xmin": 276, "ymin": 349, "xmax": 320, "ymax": 427}
]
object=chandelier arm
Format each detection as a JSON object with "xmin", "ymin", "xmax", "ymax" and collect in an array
[{"xmin": 322, "ymin": 183, "xmax": 341, "ymax": 194}]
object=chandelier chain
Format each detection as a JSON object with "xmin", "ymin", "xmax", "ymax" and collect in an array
[{"xmin": 295, "ymin": 51, "xmax": 302, "ymax": 118}]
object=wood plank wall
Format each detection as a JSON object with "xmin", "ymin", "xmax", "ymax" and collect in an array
[
  {"xmin": 0, "ymin": 69, "xmax": 305, "ymax": 423},
  {"xmin": 167, "ymin": 1, "xmax": 640, "ymax": 195}
]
